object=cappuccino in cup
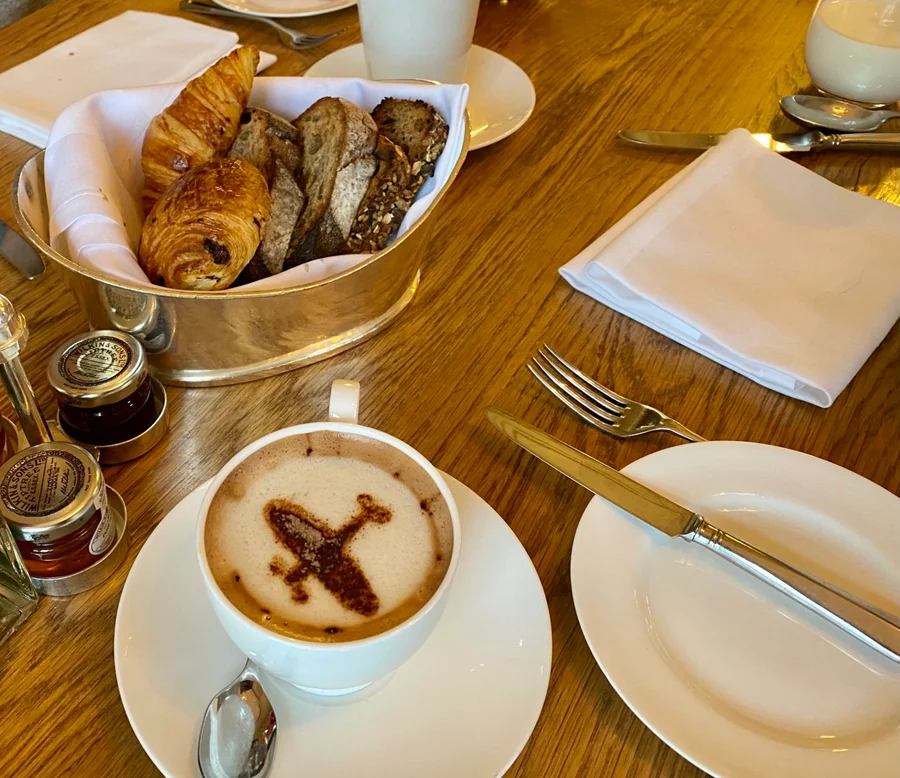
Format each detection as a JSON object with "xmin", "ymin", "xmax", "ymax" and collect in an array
[{"xmin": 205, "ymin": 430, "xmax": 454, "ymax": 644}]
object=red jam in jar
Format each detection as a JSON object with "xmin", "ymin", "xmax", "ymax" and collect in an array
[
  {"xmin": 47, "ymin": 331, "xmax": 158, "ymax": 446},
  {"xmin": 0, "ymin": 442, "xmax": 114, "ymax": 578}
]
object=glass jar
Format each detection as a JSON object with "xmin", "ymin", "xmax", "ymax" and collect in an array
[
  {"xmin": 0, "ymin": 442, "xmax": 114, "ymax": 579},
  {"xmin": 47, "ymin": 331, "xmax": 158, "ymax": 446}
]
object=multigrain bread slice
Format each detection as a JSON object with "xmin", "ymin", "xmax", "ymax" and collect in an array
[
  {"xmin": 286, "ymin": 97, "xmax": 378, "ymax": 267},
  {"xmin": 346, "ymin": 134, "xmax": 412, "ymax": 253},
  {"xmin": 371, "ymin": 98, "xmax": 448, "ymax": 201},
  {"xmin": 228, "ymin": 108, "xmax": 305, "ymax": 282}
]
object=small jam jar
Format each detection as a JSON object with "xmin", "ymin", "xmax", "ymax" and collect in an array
[
  {"xmin": 0, "ymin": 442, "xmax": 114, "ymax": 578},
  {"xmin": 48, "ymin": 331, "xmax": 157, "ymax": 446}
]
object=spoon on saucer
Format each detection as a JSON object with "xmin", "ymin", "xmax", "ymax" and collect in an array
[
  {"xmin": 780, "ymin": 94, "xmax": 900, "ymax": 132},
  {"xmin": 198, "ymin": 660, "xmax": 277, "ymax": 778}
]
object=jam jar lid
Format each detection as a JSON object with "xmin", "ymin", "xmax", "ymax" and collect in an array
[
  {"xmin": 48, "ymin": 330, "xmax": 147, "ymax": 408},
  {"xmin": 0, "ymin": 442, "xmax": 104, "ymax": 543}
]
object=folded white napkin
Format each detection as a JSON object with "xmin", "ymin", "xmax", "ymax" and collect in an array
[
  {"xmin": 560, "ymin": 129, "xmax": 900, "ymax": 407},
  {"xmin": 43, "ymin": 78, "xmax": 469, "ymax": 291},
  {"xmin": 0, "ymin": 11, "xmax": 276, "ymax": 148}
]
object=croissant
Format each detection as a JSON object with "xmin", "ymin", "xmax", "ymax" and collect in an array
[
  {"xmin": 140, "ymin": 45, "xmax": 259, "ymax": 215},
  {"xmin": 139, "ymin": 159, "xmax": 271, "ymax": 290}
]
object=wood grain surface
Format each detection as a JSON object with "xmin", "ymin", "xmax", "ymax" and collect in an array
[{"xmin": 1, "ymin": 0, "xmax": 899, "ymax": 776}]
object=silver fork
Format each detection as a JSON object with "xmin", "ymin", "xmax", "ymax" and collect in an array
[
  {"xmin": 180, "ymin": 0, "xmax": 346, "ymax": 50},
  {"xmin": 528, "ymin": 345, "xmax": 706, "ymax": 443}
]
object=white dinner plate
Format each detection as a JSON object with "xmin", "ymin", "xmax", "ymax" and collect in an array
[
  {"xmin": 571, "ymin": 441, "xmax": 900, "ymax": 778},
  {"xmin": 115, "ymin": 474, "xmax": 551, "ymax": 778},
  {"xmin": 213, "ymin": 0, "xmax": 354, "ymax": 18},
  {"xmin": 304, "ymin": 44, "xmax": 536, "ymax": 150}
]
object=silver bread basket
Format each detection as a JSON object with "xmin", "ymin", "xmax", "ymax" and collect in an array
[{"xmin": 11, "ymin": 116, "xmax": 468, "ymax": 387}]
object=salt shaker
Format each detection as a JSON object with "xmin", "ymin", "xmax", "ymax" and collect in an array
[{"xmin": 0, "ymin": 294, "xmax": 51, "ymax": 446}]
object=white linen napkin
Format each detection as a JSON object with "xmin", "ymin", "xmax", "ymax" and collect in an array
[
  {"xmin": 0, "ymin": 11, "xmax": 276, "ymax": 148},
  {"xmin": 43, "ymin": 78, "xmax": 469, "ymax": 291},
  {"xmin": 560, "ymin": 129, "xmax": 900, "ymax": 407}
]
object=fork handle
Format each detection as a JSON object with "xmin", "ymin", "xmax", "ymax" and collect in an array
[
  {"xmin": 689, "ymin": 518, "xmax": 900, "ymax": 663},
  {"xmin": 661, "ymin": 417, "xmax": 706, "ymax": 443}
]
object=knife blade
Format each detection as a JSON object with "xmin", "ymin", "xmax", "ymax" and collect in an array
[
  {"xmin": 0, "ymin": 220, "xmax": 44, "ymax": 280},
  {"xmin": 484, "ymin": 406, "xmax": 900, "ymax": 662},
  {"xmin": 484, "ymin": 406, "xmax": 697, "ymax": 536},
  {"xmin": 618, "ymin": 128, "xmax": 900, "ymax": 153}
]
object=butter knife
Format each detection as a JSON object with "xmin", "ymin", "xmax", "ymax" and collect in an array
[
  {"xmin": 484, "ymin": 407, "xmax": 900, "ymax": 663},
  {"xmin": 619, "ymin": 129, "xmax": 900, "ymax": 153},
  {"xmin": 0, "ymin": 220, "xmax": 44, "ymax": 279}
]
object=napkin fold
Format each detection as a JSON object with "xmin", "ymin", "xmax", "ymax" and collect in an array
[
  {"xmin": 0, "ymin": 11, "xmax": 276, "ymax": 147},
  {"xmin": 560, "ymin": 129, "xmax": 900, "ymax": 407}
]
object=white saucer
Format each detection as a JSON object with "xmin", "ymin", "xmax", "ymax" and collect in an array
[
  {"xmin": 571, "ymin": 442, "xmax": 900, "ymax": 778},
  {"xmin": 213, "ymin": 0, "xmax": 355, "ymax": 18},
  {"xmin": 115, "ymin": 474, "xmax": 551, "ymax": 778},
  {"xmin": 304, "ymin": 44, "xmax": 535, "ymax": 150}
]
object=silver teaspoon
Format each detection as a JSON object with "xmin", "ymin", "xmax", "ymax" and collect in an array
[
  {"xmin": 780, "ymin": 94, "xmax": 900, "ymax": 132},
  {"xmin": 198, "ymin": 660, "xmax": 277, "ymax": 778}
]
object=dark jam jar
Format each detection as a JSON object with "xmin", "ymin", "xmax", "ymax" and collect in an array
[
  {"xmin": 48, "ymin": 331, "xmax": 157, "ymax": 446},
  {"xmin": 0, "ymin": 442, "xmax": 113, "ymax": 578}
]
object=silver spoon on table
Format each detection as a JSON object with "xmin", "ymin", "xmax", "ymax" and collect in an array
[
  {"xmin": 198, "ymin": 660, "xmax": 278, "ymax": 778},
  {"xmin": 780, "ymin": 94, "xmax": 900, "ymax": 132}
]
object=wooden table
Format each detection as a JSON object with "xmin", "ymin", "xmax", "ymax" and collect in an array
[{"xmin": 1, "ymin": 0, "xmax": 898, "ymax": 775}]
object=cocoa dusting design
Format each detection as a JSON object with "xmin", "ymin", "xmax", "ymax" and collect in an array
[{"xmin": 265, "ymin": 494, "xmax": 392, "ymax": 616}]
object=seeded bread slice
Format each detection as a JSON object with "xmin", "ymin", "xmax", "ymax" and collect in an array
[
  {"xmin": 228, "ymin": 109, "xmax": 305, "ymax": 282},
  {"xmin": 370, "ymin": 98, "xmax": 448, "ymax": 200},
  {"xmin": 286, "ymin": 97, "xmax": 378, "ymax": 267},
  {"xmin": 347, "ymin": 134, "xmax": 412, "ymax": 253}
]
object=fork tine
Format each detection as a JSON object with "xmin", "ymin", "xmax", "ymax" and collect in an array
[
  {"xmin": 534, "ymin": 353, "xmax": 625, "ymax": 419},
  {"xmin": 527, "ymin": 365, "xmax": 622, "ymax": 435},
  {"xmin": 529, "ymin": 361, "xmax": 618, "ymax": 424},
  {"xmin": 541, "ymin": 345, "xmax": 629, "ymax": 408}
]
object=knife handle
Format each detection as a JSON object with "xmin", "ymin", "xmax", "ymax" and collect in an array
[
  {"xmin": 689, "ymin": 519, "xmax": 900, "ymax": 663},
  {"xmin": 827, "ymin": 133, "xmax": 900, "ymax": 150}
]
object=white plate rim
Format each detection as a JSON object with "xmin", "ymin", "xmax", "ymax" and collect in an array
[
  {"xmin": 212, "ymin": 0, "xmax": 355, "ymax": 18},
  {"xmin": 570, "ymin": 440, "xmax": 900, "ymax": 778}
]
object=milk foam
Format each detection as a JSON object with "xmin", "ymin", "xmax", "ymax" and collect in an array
[{"xmin": 206, "ymin": 433, "xmax": 452, "ymax": 641}]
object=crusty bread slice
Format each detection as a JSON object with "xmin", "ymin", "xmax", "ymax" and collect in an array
[
  {"xmin": 347, "ymin": 134, "xmax": 412, "ymax": 253},
  {"xmin": 286, "ymin": 97, "xmax": 377, "ymax": 267},
  {"xmin": 370, "ymin": 98, "xmax": 448, "ymax": 201},
  {"xmin": 228, "ymin": 108, "xmax": 305, "ymax": 282}
]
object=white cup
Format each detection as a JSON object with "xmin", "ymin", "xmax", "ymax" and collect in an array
[
  {"xmin": 197, "ymin": 379, "xmax": 461, "ymax": 694},
  {"xmin": 358, "ymin": 0, "xmax": 480, "ymax": 84}
]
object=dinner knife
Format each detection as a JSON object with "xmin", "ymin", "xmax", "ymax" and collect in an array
[
  {"xmin": 0, "ymin": 220, "xmax": 44, "ymax": 279},
  {"xmin": 618, "ymin": 128, "xmax": 900, "ymax": 153},
  {"xmin": 484, "ymin": 407, "xmax": 900, "ymax": 663}
]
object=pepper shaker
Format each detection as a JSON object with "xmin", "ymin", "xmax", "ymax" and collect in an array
[{"xmin": 0, "ymin": 295, "xmax": 51, "ymax": 446}]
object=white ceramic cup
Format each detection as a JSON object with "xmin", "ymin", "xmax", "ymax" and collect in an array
[
  {"xmin": 358, "ymin": 0, "xmax": 480, "ymax": 84},
  {"xmin": 197, "ymin": 379, "xmax": 461, "ymax": 694}
]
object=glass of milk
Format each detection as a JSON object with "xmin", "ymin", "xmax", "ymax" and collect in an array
[
  {"xmin": 358, "ymin": 0, "xmax": 480, "ymax": 84},
  {"xmin": 805, "ymin": 0, "xmax": 900, "ymax": 104}
]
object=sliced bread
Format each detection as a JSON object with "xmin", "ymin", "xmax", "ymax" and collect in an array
[
  {"xmin": 286, "ymin": 97, "xmax": 378, "ymax": 267},
  {"xmin": 228, "ymin": 108, "xmax": 305, "ymax": 282},
  {"xmin": 370, "ymin": 98, "xmax": 448, "ymax": 200},
  {"xmin": 346, "ymin": 134, "xmax": 412, "ymax": 253}
]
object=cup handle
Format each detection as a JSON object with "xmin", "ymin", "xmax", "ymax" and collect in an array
[{"xmin": 329, "ymin": 379, "xmax": 360, "ymax": 424}]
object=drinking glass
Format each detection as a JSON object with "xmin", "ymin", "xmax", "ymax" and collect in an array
[
  {"xmin": 806, "ymin": 0, "xmax": 900, "ymax": 104},
  {"xmin": 0, "ymin": 515, "xmax": 37, "ymax": 646},
  {"xmin": 358, "ymin": 0, "xmax": 480, "ymax": 84}
]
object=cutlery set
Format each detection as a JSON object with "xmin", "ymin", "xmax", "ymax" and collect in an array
[{"xmin": 487, "ymin": 348, "xmax": 900, "ymax": 665}]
